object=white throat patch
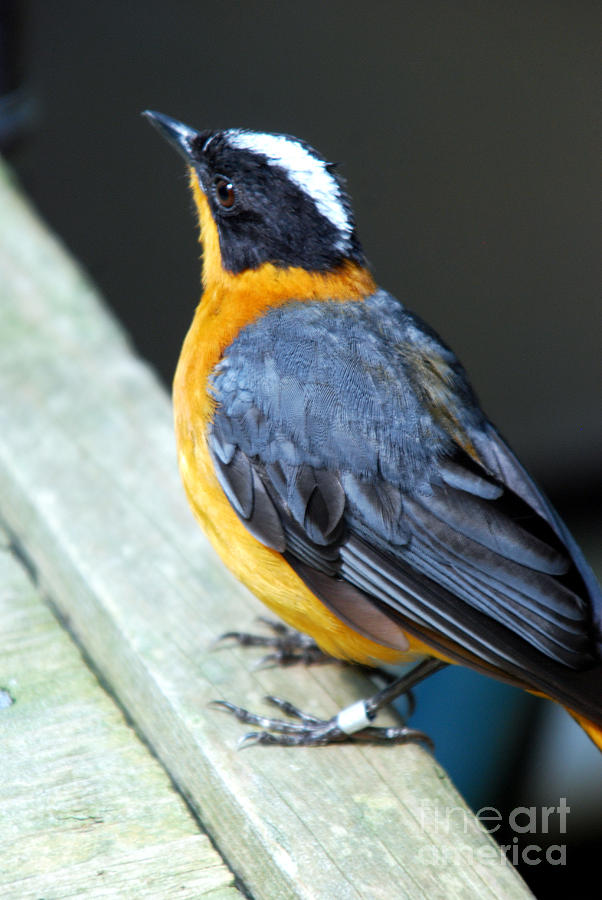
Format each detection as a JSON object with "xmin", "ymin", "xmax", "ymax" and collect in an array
[{"xmin": 226, "ymin": 130, "xmax": 353, "ymax": 248}]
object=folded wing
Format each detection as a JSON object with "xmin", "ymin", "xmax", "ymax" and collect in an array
[{"xmin": 208, "ymin": 292, "xmax": 602, "ymax": 721}]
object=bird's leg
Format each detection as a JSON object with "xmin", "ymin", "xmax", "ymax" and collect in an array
[
  {"xmin": 210, "ymin": 657, "xmax": 447, "ymax": 747},
  {"xmin": 216, "ymin": 617, "xmax": 334, "ymax": 667}
]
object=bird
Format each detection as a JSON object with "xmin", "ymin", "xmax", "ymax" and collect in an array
[{"xmin": 144, "ymin": 110, "xmax": 602, "ymax": 750}]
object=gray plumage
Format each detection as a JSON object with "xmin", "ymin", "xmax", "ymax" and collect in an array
[{"xmin": 207, "ymin": 288, "xmax": 602, "ymax": 723}]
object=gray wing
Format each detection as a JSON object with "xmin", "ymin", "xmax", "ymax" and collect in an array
[{"xmin": 208, "ymin": 291, "xmax": 602, "ymax": 720}]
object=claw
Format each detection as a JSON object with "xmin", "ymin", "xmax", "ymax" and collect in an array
[
  {"xmin": 211, "ymin": 620, "xmax": 333, "ymax": 666},
  {"xmin": 208, "ymin": 699, "xmax": 257, "ymax": 723},
  {"xmin": 209, "ymin": 659, "xmax": 443, "ymax": 748},
  {"xmin": 207, "ymin": 699, "xmax": 237, "ymax": 712},
  {"xmin": 250, "ymin": 653, "xmax": 285, "ymax": 671},
  {"xmin": 237, "ymin": 732, "xmax": 265, "ymax": 750}
]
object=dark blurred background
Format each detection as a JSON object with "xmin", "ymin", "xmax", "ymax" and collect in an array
[{"xmin": 2, "ymin": 1, "xmax": 600, "ymax": 896}]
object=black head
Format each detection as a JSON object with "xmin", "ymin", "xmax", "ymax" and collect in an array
[{"xmin": 144, "ymin": 111, "xmax": 365, "ymax": 274}]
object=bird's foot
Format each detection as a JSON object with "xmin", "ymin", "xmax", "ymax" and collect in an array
[
  {"xmin": 209, "ymin": 694, "xmax": 433, "ymax": 748},
  {"xmin": 216, "ymin": 617, "xmax": 333, "ymax": 668},
  {"xmin": 209, "ymin": 659, "xmax": 447, "ymax": 748}
]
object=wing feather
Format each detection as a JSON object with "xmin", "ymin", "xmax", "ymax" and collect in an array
[{"xmin": 205, "ymin": 291, "xmax": 601, "ymax": 720}]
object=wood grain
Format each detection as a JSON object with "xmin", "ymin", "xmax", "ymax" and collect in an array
[
  {"xmin": 0, "ymin": 528, "xmax": 240, "ymax": 899},
  {"xmin": 0, "ymin": 161, "xmax": 532, "ymax": 899}
]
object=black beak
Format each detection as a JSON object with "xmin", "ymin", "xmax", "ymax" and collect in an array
[{"xmin": 143, "ymin": 110, "xmax": 202, "ymax": 163}]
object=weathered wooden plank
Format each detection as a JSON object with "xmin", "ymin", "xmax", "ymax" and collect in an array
[
  {"xmin": 0, "ymin": 528, "xmax": 240, "ymax": 899},
  {"xmin": 5, "ymin": 839, "xmax": 238, "ymax": 900},
  {"xmin": 0, "ymin": 160, "xmax": 533, "ymax": 899}
]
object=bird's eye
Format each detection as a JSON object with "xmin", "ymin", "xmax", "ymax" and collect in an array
[{"xmin": 213, "ymin": 176, "xmax": 236, "ymax": 209}]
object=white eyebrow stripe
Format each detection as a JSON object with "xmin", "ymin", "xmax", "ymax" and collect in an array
[{"xmin": 226, "ymin": 130, "xmax": 352, "ymax": 245}]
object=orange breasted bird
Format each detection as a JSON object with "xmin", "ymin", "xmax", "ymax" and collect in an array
[{"xmin": 144, "ymin": 110, "xmax": 602, "ymax": 749}]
